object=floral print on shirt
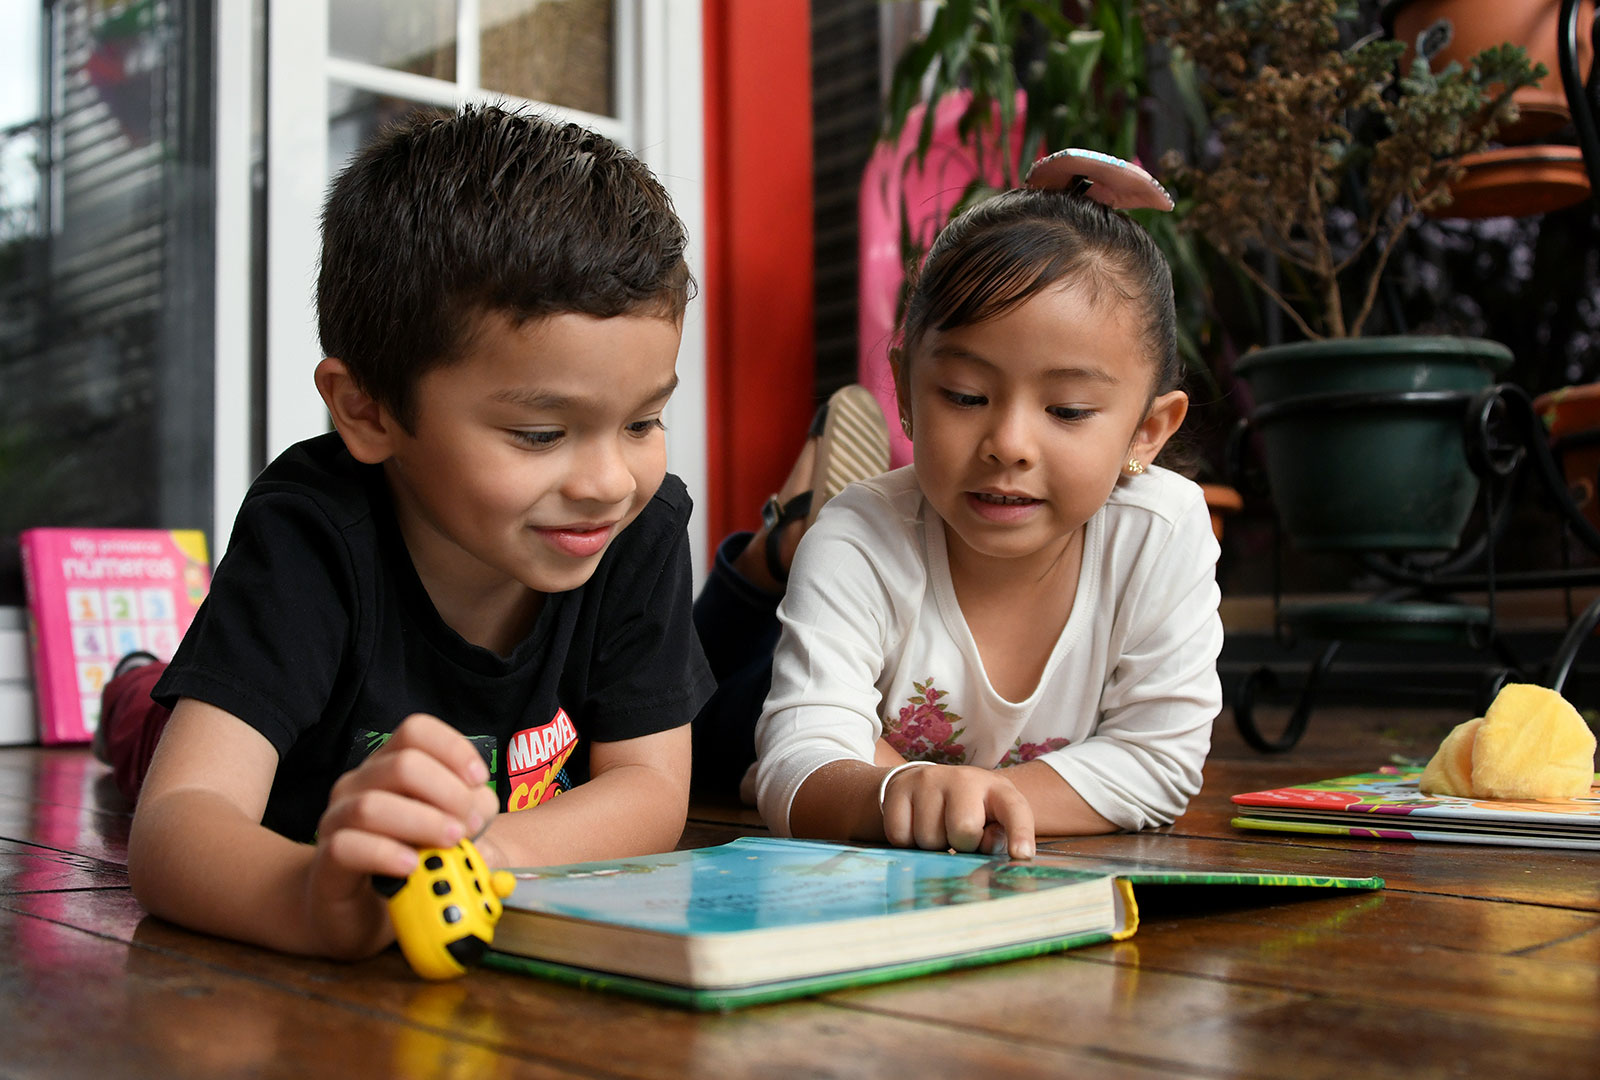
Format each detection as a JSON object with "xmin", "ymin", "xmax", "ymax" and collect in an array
[
  {"xmin": 884, "ymin": 678, "xmax": 967, "ymax": 764},
  {"xmin": 999, "ymin": 736, "xmax": 1071, "ymax": 766}
]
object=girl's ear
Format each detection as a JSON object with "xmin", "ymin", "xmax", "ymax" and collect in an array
[
  {"xmin": 314, "ymin": 356, "xmax": 397, "ymax": 465},
  {"xmin": 1128, "ymin": 389, "xmax": 1189, "ymax": 467},
  {"xmin": 888, "ymin": 346, "xmax": 913, "ymax": 435}
]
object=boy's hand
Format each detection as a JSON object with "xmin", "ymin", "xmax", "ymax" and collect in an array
[
  {"xmin": 879, "ymin": 764, "xmax": 1036, "ymax": 860},
  {"xmin": 304, "ymin": 713, "xmax": 498, "ymax": 957}
]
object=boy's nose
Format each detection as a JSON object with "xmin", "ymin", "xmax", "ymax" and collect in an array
[{"xmin": 566, "ymin": 437, "xmax": 638, "ymax": 506}]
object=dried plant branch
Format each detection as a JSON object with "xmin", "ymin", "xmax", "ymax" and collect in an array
[{"xmin": 1144, "ymin": 0, "xmax": 1543, "ymax": 339}]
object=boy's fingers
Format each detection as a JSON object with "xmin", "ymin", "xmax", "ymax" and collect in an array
[
  {"xmin": 385, "ymin": 713, "xmax": 492, "ymax": 786},
  {"xmin": 322, "ymin": 787, "xmax": 469, "ymax": 853},
  {"xmin": 334, "ymin": 744, "xmax": 491, "ymax": 834},
  {"xmin": 321, "ymin": 824, "xmax": 424, "ymax": 880}
]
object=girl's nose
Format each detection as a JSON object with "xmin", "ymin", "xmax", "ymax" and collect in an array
[{"xmin": 982, "ymin": 407, "xmax": 1035, "ymax": 467}]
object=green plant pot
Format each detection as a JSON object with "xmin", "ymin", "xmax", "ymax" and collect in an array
[{"xmin": 1234, "ymin": 336, "xmax": 1513, "ymax": 551}]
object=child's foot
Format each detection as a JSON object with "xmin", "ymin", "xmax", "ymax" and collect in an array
[
  {"xmin": 91, "ymin": 652, "xmax": 159, "ymax": 764},
  {"xmin": 734, "ymin": 385, "xmax": 890, "ymax": 593}
]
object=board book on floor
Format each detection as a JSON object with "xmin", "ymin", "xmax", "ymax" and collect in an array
[
  {"xmin": 19, "ymin": 528, "xmax": 212, "ymax": 744},
  {"xmin": 481, "ymin": 836, "xmax": 1382, "ymax": 1010},
  {"xmin": 1231, "ymin": 766, "xmax": 1600, "ymax": 850}
]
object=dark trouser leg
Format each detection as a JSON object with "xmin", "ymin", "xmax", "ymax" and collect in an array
[
  {"xmin": 691, "ymin": 532, "xmax": 782, "ymax": 795},
  {"xmin": 98, "ymin": 661, "xmax": 173, "ymax": 802}
]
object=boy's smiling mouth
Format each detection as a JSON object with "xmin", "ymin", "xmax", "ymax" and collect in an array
[{"xmin": 533, "ymin": 522, "xmax": 617, "ymax": 558}]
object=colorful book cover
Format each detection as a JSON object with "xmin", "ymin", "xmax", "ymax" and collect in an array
[
  {"xmin": 483, "ymin": 837, "xmax": 1382, "ymax": 1010},
  {"xmin": 19, "ymin": 528, "xmax": 211, "ymax": 744},
  {"xmin": 1232, "ymin": 766, "xmax": 1600, "ymax": 850}
]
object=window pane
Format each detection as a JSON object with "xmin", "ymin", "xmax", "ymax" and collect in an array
[
  {"xmin": 0, "ymin": 0, "xmax": 215, "ymax": 607},
  {"xmin": 329, "ymin": 85, "xmax": 445, "ymax": 176},
  {"xmin": 480, "ymin": 0, "xmax": 613, "ymax": 117},
  {"xmin": 330, "ymin": 0, "xmax": 457, "ymax": 83}
]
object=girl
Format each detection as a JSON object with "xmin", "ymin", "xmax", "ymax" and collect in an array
[{"xmin": 753, "ymin": 151, "xmax": 1223, "ymax": 859}]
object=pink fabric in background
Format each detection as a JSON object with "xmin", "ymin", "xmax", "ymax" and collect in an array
[{"xmin": 857, "ymin": 90, "xmax": 1026, "ymax": 467}]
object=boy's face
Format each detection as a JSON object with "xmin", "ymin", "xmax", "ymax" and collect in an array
[{"xmin": 381, "ymin": 308, "xmax": 682, "ymax": 599}]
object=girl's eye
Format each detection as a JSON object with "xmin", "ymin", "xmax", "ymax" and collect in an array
[
  {"xmin": 510, "ymin": 429, "xmax": 563, "ymax": 448},
  {"xmin": 1048, "ymin": 406, "xmax": 1093, "ymax": 423},
  {"xmin": 627, "ymin": 418, "xmax": 667, "ymax": 437},
  {"xmin": 941, "ymin": 389, "xmax": 986, "ymax": 408}
]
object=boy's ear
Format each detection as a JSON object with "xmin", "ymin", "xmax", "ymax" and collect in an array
[
  {"xmin": 314, "ymin": 356, "xmax": 397, "ymax": 465},
  {"xmin": 1129, "ymin": 389, "xmax": 1189, "ymax": 466}
]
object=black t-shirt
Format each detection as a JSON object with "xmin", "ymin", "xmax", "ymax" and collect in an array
[{"xmin": 153, "ymin": 432, "xmax": 715, "ymax": 842}]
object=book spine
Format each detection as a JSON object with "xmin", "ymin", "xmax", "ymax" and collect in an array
[{"xmin": 18, "ymin": 534, "xmax": 62, "ymax": 743}]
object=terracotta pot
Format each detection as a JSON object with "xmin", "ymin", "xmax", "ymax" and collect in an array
[
  {"xmin": 1387, "ymin": 0, "xmax": 1595, "ymax": 145},
  {"xmin": 1431, "ymin": 144, "xmax": 1593, "ymax": 218},
  {"xmin": 1200, "ymin": 483, "xmax": 1243, "ymax": 543},
  {"xmin": 1533, "ymin": 382, "xmax": 1600, "ymax": 533}
]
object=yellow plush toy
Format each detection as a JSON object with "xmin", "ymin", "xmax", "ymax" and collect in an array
[{"xmin": 1419, "ymin": 684, "xmax": 1596, "ymax": 800}]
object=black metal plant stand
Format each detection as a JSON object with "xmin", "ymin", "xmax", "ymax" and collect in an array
[
  {"xmin": 1228, "ymin": 2, "xmax": 1600, "ymax": 752},
  {"xmin": 1231, "ymin": 384, "xmax": 1600, "ymax": 753}
]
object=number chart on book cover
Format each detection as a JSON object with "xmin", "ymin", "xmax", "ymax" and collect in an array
[{"xmin": 20, "ymin": 528, "xmax": 211, "ymax": 743}]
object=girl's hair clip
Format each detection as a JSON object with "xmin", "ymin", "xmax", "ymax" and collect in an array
[{"xmin": 1024, "ymin": 148, "xmax": 1174, "ymax": 212}]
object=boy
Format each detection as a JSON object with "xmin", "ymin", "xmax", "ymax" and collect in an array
[{"xmin": 118, "ymin": 105, "xmax": 714, "ymax": 961}]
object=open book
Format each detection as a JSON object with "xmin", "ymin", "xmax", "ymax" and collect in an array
[
  {"xmin": 483, "ymin": 836, "xmax": 1382, "ymax": 1010},
  {"xmin": 1232, "ymin": 766, "xmax": 1600, "ymax": 850}
]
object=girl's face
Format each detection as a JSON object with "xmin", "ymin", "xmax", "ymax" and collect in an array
[{"xmin": 899, "ymin": 281, "xmax": 1186, "ymax": 582}]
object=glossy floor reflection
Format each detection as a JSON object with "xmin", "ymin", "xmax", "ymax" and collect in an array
[{"xmin": 1, "ymin": 707, "xmax": 1597, "ymax": 1079}]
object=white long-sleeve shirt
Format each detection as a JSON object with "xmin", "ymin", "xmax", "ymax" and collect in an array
[{"xmin": 754, "ymin": 465, "xmax": 1222, "ymax": 834}]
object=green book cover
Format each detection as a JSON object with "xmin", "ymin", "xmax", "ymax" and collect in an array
[{"xmin": 483, "ymin": 837, "xmax": 1381, "ymax": 1010}]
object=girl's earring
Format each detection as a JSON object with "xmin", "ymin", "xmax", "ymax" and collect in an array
[
  {"xmin": 1124, "ymin": 457, "xmax": 1145, "ymax": 476},
  {"xmin": 900, "ymin": 415, "xmax": 912, "ymax": 439}
]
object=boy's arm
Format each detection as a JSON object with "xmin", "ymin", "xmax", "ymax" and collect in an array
[
  {"xmin": 473, "ymin": 724, "xmax": 690, "ymax": 868},
  {"xmin": 128, "ymin": 700, "xmax": 494, "ymax": 959}
]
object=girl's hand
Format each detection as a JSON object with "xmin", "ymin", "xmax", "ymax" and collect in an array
[
  {"xmin": 303, "ymin": 713, "xmax": 499, "ymax": 958},
  {"xmin": 880, "ymin": 763, "xmax": 1036, "ymax": 859}
]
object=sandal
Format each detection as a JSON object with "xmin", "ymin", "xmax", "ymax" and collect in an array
[
  {"xmin": 806, "ymin": 385, "xmax": 891, "ymax": 529},
  {"xmin": 758, "ymin": 385, "xmax": 890, "ymax": 584}
]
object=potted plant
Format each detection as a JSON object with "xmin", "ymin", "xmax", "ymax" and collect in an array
[{"xmin": 1143, "ymin": 0, "xmax": 1545, "ymax": 551}]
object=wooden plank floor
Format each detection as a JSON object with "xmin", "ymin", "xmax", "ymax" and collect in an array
[{"xmin": 3, "ymin": 706, "xmax": 1597, "ymax": 1079}]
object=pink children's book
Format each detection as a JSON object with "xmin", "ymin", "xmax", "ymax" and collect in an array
[{"xmin": 18, "ymin": 528, "xmax": 212, "ymax": 744}]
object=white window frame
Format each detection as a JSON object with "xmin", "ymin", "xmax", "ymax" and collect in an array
[{"xmin": 226, "ymin": 0, "xmax": 706, "ymax": 572}]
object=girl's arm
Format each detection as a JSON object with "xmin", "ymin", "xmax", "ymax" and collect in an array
[
  {"xmin": 791, "ymin": 757, "xmax": 1038, "ymax": 857},
  {"xmin": 1024, "ymin": 492, "xmax": 1223, "ymax": 831},
  {"xmin": 128, "ymin": 702, "xmax": 494, "ymax": 959},
  {"xmin": 472, "ymin": 724, "xmax": 691, "ymax": 868},
  {"xmin": 998, "ymin": 761, "xmax": 1117, "ymax": 835}
]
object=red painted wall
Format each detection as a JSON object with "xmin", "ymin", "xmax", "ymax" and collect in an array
[{"xmin": 701, "ymin": 0, "xmax": 815, "ymax": 556}]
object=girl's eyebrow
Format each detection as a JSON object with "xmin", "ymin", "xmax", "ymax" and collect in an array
[{"xmin": 928, "ymin": 344, "xmax": 1119, "ymax": 385}]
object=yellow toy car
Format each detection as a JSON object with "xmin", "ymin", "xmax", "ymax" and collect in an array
[{"xmin": 373, "ymin": 837, "xmax": 517, "ymax": 980}]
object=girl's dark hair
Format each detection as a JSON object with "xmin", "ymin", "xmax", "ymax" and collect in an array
[
  {"xmin": 898, "ymin": 189, "xmax": 1180, "ymax": 400},
  {"xmin": 317, "ymin": 105, "xmax": 695, "ymax": 430}
]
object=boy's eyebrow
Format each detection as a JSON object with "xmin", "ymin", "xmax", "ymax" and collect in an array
[
  {"xmin": 928, "ymin": 343, "xmax": 1119, "ymax": 385},
  {"xmin": 491, "ymin": 376, "xmax": 680, "ymax": 412}
]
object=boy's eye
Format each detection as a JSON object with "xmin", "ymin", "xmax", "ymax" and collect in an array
[
  {"xmin": 510, "ymin": 429, "xmax": 563, "ymax": 448},
  {"xmin": 626, "ymin": 418, "xmax": 667, "ymax": 437},
  {"xmin": 941, "ymin": 389, "xmax": 986, "ymax": 408},
  {"xmin": 1048, "ymin": 406, "xmax": 1093, "ymax": 422}
]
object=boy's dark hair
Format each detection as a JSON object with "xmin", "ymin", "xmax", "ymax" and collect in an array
[
  {"xmin": 897, "ymin": 189, "xmax": 1181, "ymax": 401},
  {"xmin": 317, "ymin": 105, "xmax": 694, "ymax": 430}
]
